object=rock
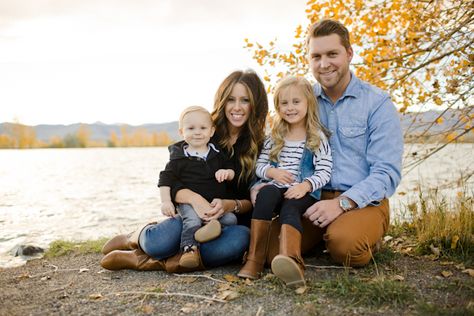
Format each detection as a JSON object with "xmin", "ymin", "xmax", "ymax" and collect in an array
[{"xmin": 13, "ymin": 245, "xmax": 44, "ymax": 257}]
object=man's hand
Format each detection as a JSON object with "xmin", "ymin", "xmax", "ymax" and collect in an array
[
  {"xmin": 161, "ymin": 201, "xmax": 176, "ymax": 217},
  {"xmin": 303, "ymin": 199, "xmax": 343, "ymax": 228},
  {"xmin": 215, "ymin": 169, "xmax": 235, "ymax": 183},
  {"xmin": 284, "ymin": 181, "xmax": 311, "ymax": 199},
  {"xmin": 266, "ymin": 168, "xmax": 295, "ymax": 184}
]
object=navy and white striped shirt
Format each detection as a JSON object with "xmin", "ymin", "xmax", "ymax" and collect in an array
[{"xmin": 256, "ymin": 131, "xmax": 332, "ymax": 192}]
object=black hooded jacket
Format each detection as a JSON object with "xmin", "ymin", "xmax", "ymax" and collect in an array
[{"xmin": 158, "ymin": 141, "xmax": 233, "ymax": 202}]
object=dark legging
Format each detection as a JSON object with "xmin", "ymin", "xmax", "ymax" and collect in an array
[{"xmin": 252, "ymin": 184, "xmax": 316, "ymax": 233}]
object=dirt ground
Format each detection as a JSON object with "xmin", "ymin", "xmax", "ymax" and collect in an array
[{"xmin": 1, "ymin": 248, "xmax": 473, "ymax": 316}]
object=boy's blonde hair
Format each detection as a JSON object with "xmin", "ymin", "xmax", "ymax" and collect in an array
[
  {"xmin": 179, "ymin": 105, "xmax": 212, "ymax": 128},
  {"xmin": 270, "ymin": 76, "xmax": 327, "ymax": 162}
]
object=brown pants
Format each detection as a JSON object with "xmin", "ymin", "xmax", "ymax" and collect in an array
[{"xmin": 266, "ymin": 190, "xmax": 390, "ymax": 267}]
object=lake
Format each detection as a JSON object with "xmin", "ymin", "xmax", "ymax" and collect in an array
[{"xmin": 1, "ymin": 144, "xmax": 473, "ymax": 267}]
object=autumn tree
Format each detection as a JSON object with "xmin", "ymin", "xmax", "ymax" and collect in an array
[
  {"xmin": 7, "ymin": 121, "xmax": 37, "ymax": 148},
  {"xmin": 245, "ymin": 0, "xmax": 473, "ymax": 174}
]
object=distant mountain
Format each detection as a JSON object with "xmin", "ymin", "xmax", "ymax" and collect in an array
[
  {"xmin": 0, "ymin": 121, "xmax": 181, "ymax": 143},
  {"xmin": 0, "ymin": 108, "xmax": 472, "ymax": 143}
]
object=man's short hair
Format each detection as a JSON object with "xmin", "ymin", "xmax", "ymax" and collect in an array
[{"xmin": 306, "ymin": 19, "xmax": 351, "ymax": 50}]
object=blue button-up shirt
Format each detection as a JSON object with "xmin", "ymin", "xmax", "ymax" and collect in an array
[{"xmin": 314, "ymin": 73, "xmax": 403, "ymax": 208}]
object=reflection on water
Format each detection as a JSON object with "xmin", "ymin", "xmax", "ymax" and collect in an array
[
  {"xmin": 0, "ymin": 147, "xmax": 168, "ymax": 267},
  {"xmin": 0, "ymin": 144, "xmax": 473, "ymax": 267}
]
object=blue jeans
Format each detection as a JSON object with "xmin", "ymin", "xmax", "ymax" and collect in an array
[
  {"xmin": 177, "ymin": 203, "xmax": 238, "ymax": 249},
  {"xmin": 139, "ymin": 216, "xmax": 249, "ymax": 268}
]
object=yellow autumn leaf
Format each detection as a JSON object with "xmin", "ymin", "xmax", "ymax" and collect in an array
[
  {"xmin": 450, "ymin": 235, "xmax": 460, "ymax": 249},
  {"xmin": 441, "ymin": 270, "xmax": 453, "ymax": 278},
  {"xmin": 435, "ymin": 117, "xmax": 443, "ymax": 124},
  {"xmin": 223, "ymin": 274, "xmax": 240, "ymax": 283}
]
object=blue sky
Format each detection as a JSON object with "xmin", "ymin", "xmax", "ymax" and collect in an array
[{"xmin": 0, "ymin": 0, "xmax": 308, "ymax": 125}]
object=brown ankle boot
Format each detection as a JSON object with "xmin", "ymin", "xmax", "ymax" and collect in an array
[
  {"xmin": 101, "ymin": 222, "xmax": 156, "ymax": 255},
  {"xmin": 271, "ymin": 224, "xmax": 305, "ymax": 287},
  {"xmin": 237, "ymin": 219, "xmax": 272, "ymax": 279},
  {"xmin": 179, "ymin": 245, "xmax": 200, "ymax": 268},
  {"xmin": 100, "ymin": 248, "xmax": 165, "ymax": 271}
]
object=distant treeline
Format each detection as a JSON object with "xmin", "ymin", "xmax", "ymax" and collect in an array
[{"xmin": 0, "ymin": 123, "xmax": 173, "ymax": 149}]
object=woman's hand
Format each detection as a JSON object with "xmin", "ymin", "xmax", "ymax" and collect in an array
[
  {"xmin": 175, "ymin": 189, "xmax": 212, "ymax": 220},
  {"xmin": 284, "ymin": 181, "xmax": 311, "ymax": 199},
  {"xmin": 250, "ymin": 182, "xmax": 267, "ymax": 206},
  {"xmin": 204, "ymin": 198, "xmax": 226, "ymax": 221},
  {"xmin": 161, "ymin": 201, "xmax": 176, "ymax": 217},
  {"xmin": 266, "ymin": 168, "xmax": 294, "ymax": 184}
]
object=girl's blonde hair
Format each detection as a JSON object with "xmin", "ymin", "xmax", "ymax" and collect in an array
[
  {"xmin": 211, "ymin": 70, "xmax": 268, "ymax": 184},
  {"xmin": 270, "ymin": 76, "xmax": 327, "ymax": 162}
]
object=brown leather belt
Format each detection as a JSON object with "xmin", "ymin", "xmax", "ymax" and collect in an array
[{"xmin": 321, "ymin": 189, "xmax": 344, "ymax": 199}]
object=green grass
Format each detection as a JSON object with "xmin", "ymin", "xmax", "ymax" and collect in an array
[
  {"xmin": 415, "ymin": 302, "xmax": 474, "ymax": 316},
  {"xmin": 44, "ymin": 238, "xmax": 108, "ymax": 258},
  {"xmin": 309, "ymin": 275, "xmax": 415, "ymax": 308}
]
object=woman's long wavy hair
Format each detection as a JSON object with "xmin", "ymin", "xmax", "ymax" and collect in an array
[
  {"xmin": 270, "ymin": 76, "xmax": 326, "ymax": 162},
  {"xmin": 211, "ymin": 70, "xmax": 268, "ymax": 184}
]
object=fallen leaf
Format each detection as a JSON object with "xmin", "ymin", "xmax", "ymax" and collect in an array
[
  {"xmin": 179, "ymin": 277, "xmax": 198, "ymax": 283},
  {"xmin": 383, "ymin": 235, "xmax": 393, "ymax": 242},
  {"xmin": 142, "ymin": 305, "xmax": 154, "ymax": 314},
  {"xmin": 244, "ymin": 278, "xmax": 253, "ymax": 285},
  {"xmin": 223, "ymin": 274, "xmax": 240, "ymax": 283},
  {"xmin": 429, "ymin": 244, "xmax": 440, "ymax": 257},
  {"xmin": 440, "ymin": 261, "xmax": 454, "ymax": 266},
  {"xmin": 180, "ymin": 303, "xmax": 198, "ymax": 314},
  {"xmin": 89, "ymin": 293, "xmax": 103, "ymax": 300},
  {"xmin": 217, "ymin": 290, "xmax": 239, "ymax": 301},
  {"xmin": 218, "ymin": 283, "xmax": 231, "ymax": 291},
  {"xmin": 391, "ymin": 275, "xmax": 405, "ymax": 281},
  {"xmin": 16, "ymin": 273, "xmax": 30, "ymax": 280},
  {"xmin": 79, "ymin": 268, "xmax": 89, "ymax": 273},
  {"xmin": 441, "ymin": 270, "xmax": 453, "ymax": 278},
  {"xmin": 462, "ymin": 269, "xmax": 474, "ymax": 277},
  {"xmin": 455, "ymin": 263, "xmax": 466, "ymax": 270},
  {"xmin": 295, "ymin": 286, "xmax": 307, "ymax": 294}
]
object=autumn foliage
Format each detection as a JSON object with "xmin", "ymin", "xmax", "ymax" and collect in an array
[
  {"xmin": 245, "ymin": 0, "xmax": 473, "ymax": 150},
  {"xmin": 0, "ymin": 123, "xmax": 173, "ymax": 149}
]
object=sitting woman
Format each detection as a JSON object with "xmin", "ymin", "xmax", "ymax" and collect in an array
[{"xmin": 100, "ymin": 69, "xmax": 268, "ymax": 272}]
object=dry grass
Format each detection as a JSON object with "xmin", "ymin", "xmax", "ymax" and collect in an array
[{"xmin": 402, "ymin": 185, "xmax": 473, "ymax": 264}]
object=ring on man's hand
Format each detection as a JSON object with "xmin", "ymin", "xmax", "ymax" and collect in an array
[{"xmin": 316, "ymin": 219, "xmax": 322, "ymax": 224}]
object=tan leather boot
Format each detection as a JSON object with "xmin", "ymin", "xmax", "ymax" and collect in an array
[
  {"xmin": 100, "ymin": 248, "xmax": 165, "ymax": 271},
  {"xmin": 164, "ymin": 251, "xmax": 205, "ymax": 273},
  {"xmin": 194, "ymin": 219, "xmax": 221, "ymax": 243},
  {"xmin": 271, "ymin": 224, "xmax": 305, "ymax": 287},
  {"xmin": 237, "ymin": 219, "xmax": 272, "ymax": 279},
  {"xmin": 101, "ymin": 222, "xmax": 156, "ymax": 255}
]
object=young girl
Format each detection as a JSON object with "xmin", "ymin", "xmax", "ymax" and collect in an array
[{"xmin": 237, "ymin": 76, "xmax": 332, "ymax": 287}]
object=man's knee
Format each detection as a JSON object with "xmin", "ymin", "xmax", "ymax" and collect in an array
[{"xmin": 325, "ymin": 231, "xmax": 373, "ymax": 267}]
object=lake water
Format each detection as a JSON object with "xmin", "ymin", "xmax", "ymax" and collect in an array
[{"xmin": 1, "ymin": 144, "xmax": 473, "ymax": 267}]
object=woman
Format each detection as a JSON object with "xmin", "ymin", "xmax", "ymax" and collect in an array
[{"xmin": 100, "ymin": 70, "xmax": 268, "ymax": 272}]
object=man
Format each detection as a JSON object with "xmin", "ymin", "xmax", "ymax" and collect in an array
[
  {"xmin": 303, "ymin": 19, "xmax": 403, "ymax": 266},
  {"xmin": 265, "ymin": 19, "xmax": 403, "ymax": 283}
]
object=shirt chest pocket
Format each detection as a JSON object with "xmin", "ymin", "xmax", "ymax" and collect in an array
[{"xmin": 338, "ymin": 126, "xmax": 367, "ymax": 157}]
